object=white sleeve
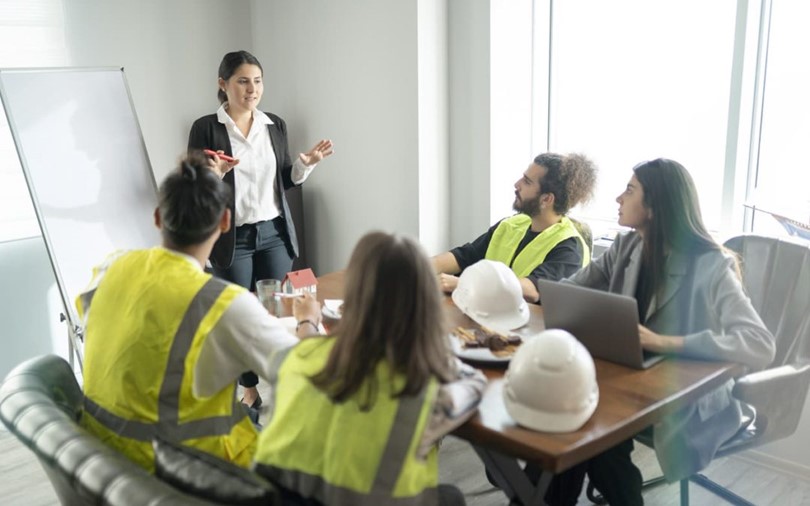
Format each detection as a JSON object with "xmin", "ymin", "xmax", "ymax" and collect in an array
[
  {"xmin": 416, "ymin": 359, "xmax": 487, "ymax": 459},
  {"xmin": 193, "ymin": 291, "xmax": 298, "ymax": 398},
  {"xmin": 291, "ymin": 157, "xmax": 316, "ymax": 184}
]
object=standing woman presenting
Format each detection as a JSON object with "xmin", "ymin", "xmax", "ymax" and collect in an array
[{"xmin": 189, "ymin": 50, "xmax": 333, "ymax": 408}]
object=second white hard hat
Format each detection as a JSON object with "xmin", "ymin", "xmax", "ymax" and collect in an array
[
  {"xmin": 452, "ymin": 259, "xmax": 529, "ymax": 332},
  {"xmin": 503, "ymin": 329, "xmax": 598, "ymax": 433}
]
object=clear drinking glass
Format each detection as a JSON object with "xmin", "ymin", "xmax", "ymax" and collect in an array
[{"xmin": 256, "ymin": 279, "xmax": 283, "ymax": 316}]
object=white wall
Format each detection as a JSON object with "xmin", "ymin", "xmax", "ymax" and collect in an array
[
  {"xmin": 60, "ymin": 0, "xmax": 254, "ymax": 183},
  {"xmin": 0, "ymin": 238, "xmax": 64, "ymax": 378},
  {"xmin": 751, "ymin": 390, "xmax": 810, "ymax": 475},
  {"xmin": 251, "ymin": 0, "xmax": 426, "ymax": 274},
  {"xmin": 0, "ymin": 0, "xmax": 253, "ymax": 373},
  {"xmin": 416, "ymin": 0, "xmax": 449, "ymax": 255},
  {"xmin": 447, "ymin": 0, "xmax": 492, "ymax": 247}
]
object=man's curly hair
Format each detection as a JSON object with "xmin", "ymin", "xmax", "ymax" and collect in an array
[{"xmin": 533, "ymin": 152, "xmax": 597, "ymax": 215}]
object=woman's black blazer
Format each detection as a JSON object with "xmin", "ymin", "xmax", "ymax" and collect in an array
[{"xmin": 188, "ymin": 112, "xmax": 299, "ymax": 268}]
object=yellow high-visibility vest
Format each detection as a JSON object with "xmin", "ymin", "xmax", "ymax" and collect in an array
[
  {"xmin": 485, "ymin": 215, "xmax": 589, "ymax": 278},
  {"xmin": 254, "ymin": 337, "xmax": 440, "ymax": 506},
  {"xmin": 78, "ymin": 248, "xmax": 256, "ymax": 472}
]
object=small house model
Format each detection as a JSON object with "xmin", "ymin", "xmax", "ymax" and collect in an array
[{"xmin": 282, "ymin": 268, "xmax": 318, "ymax": 295}]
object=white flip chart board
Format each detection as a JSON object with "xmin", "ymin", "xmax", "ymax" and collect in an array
[{"xmin": 0, "ymin": 68, "xmax": 159, "ymax": 346}]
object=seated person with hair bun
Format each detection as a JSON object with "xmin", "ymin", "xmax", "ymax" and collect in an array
[{"xmin": 76, "ymin": 153, "xmax": 322, "ymax": 472}]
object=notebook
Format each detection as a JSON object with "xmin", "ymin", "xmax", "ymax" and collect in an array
[{"xmin": 536, "ymin": 279, "xmax": 666, "ymax": 369}]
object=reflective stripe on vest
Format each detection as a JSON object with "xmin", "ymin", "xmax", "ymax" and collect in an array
[
  {"xmin": 83, "ymin": 277, "xmax": 246, "ymax": 442},
  {"xmin": 255, "ymin": 337, "xmax": 439, "ymax": 505},
  {"xmin": 485, "ymin": 215, "xmax": 589, "ymax": 278},
  {"xmin": 255, "ymin": 389, "xmax": 438, "ymax": 506}
]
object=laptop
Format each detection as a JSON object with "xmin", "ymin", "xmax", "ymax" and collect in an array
[{"xmin": 536, "ymin": 279, "xmax": 666, "ymax": 369}]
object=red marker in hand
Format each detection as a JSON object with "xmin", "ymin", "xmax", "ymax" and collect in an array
[{"xmin": 203, "ymin": 149, "xmax": 236, "ymax": 163}]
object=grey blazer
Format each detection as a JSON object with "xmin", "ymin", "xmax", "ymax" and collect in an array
[{"xmin": 565, "ymin": 231, "xmax": 776, "ymax": 481}]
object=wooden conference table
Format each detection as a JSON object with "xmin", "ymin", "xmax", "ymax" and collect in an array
[{"xmin": 314, "ymin": 271, "xmax": 744, "ymax": 506}]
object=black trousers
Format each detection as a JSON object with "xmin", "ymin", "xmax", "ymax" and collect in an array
[
  {"xmin": 525, "ymin": 438, "xmax": 643, "ymax": 506},
  {"xmin": 213, "ymin": 217, "xmax": 294, "ymax": 388}
]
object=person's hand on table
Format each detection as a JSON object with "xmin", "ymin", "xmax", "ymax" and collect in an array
[
  {"xmin": 639, "ymin": 324, "xmax": 684, "ymax": 354},
  {"xmin": 206, "ymin": 150, "xmax": 239, "ymax": 178},
  {"xmin": 292, "ymin": 293, "xmax": 322, "ymax": 338},
  {"xmin": 298, "ymin": 139, "xmax": 334, "ymax": 166},
  {"xmin": 438, "ymin": 273, "xmax": 459, "ymax": 294}
]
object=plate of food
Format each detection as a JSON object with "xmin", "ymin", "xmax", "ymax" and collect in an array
[
  {"xmin": 322, "ymin": 299, "xmax": 343, "ymax": 319},
  {"xmin": 448, "ymin": 326, "xmax": 524, "ymax": 363}
]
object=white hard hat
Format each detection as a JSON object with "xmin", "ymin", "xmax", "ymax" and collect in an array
[
  {"xmin": 503, "ymin": 329, "xmax": 598, "ymax": 433},
  {"xmin": 452, "ymin": 259, "xmax": 529, "ymax": 332}
]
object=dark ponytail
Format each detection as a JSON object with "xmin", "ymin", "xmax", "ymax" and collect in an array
[
  {"xmin": 180, "ymin": 160, "xmax": 198, "ymax": 181},
  {"xmin": 158, "ymin": 152, "xmax": 232, "ymax": 246}
]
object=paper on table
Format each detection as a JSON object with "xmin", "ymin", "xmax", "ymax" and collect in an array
[{"xmin": 322, "ymin": 299, "xmax": 343, "ymax": 319}]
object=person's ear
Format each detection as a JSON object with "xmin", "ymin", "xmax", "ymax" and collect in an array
[
  {"xmin": 220, "ymin": 208, "xmax": 232, "ymax": 234},
  {"xmin": 542, "ymin": 192, "xmax": 555, "ymax": 209},
  {"xmin": 218, "ymin": 77, "xmax": 226, "ymax": 93},
  {"xmin": 154, "ymin": 207, "xmax": 161, "ymax": 230}
]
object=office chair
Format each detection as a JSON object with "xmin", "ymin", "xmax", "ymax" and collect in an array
[
  {"xmin": 587, "ymin": 234, "xmax": 810, "ymax": 506},
  {"xmin": 0, "ymin": 355, "xmax": 234, "ymax": 505}
]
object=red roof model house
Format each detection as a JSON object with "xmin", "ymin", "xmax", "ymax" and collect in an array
[{"xmin": 282, "ymin": 268, "xmax": 318, "ymax": 294}]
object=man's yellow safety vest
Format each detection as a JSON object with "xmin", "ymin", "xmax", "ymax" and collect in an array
[
  {"xmin": 254, "ymin": 337, "xmax": 441, "ymax": 506},
  {"xmin": 485, "ymin": 215, "xmax": 590, "ymax": 278},
  {"xmin": 77, "ymin": 248, "xmax": 257, "ymax": 472}
]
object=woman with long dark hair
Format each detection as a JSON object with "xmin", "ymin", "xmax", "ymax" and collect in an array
[
  {"xmin": 253, "ymin": 232, "xmax": 486, "ymax": 506},
  {"xmin": 551, "ymin": 159, "xmax": 776, "ymax": 505}
]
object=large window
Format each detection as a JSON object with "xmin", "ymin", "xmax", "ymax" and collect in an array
[
  {"xmin": 497, "ymin": 0, "xmax": 807, "ymax": 242},
  {"xmin": 546, "ymin": 1, "xmax": 739, "ymax": 237},
  {"xmin": 750, "ymin": 1, "xmax": 810, "ymax": 237}
]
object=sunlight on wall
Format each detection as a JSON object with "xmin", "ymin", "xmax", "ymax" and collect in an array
[{"xmin": 0, "ymin": 0, "xmax": 66, "ymax": 242}]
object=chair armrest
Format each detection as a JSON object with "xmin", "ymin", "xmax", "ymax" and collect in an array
[{"xmin": 732, "ymin": 363, "xmax": 810, "ymax": 443}]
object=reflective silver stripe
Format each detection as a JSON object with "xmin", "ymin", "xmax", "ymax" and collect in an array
[
  {"xmin": 371, "ymin": 389, "xmax": 428, "ymax": 493},
  {"xmin": 86, "ymin": 277, "xmax": 250, "ymax": 442},
  {"xmin": 158, "ymin": 278, "xmax": 228, "ymax": 424},
  {"xmin": 83, "ymin": 396, "xmax": 155, "ymax": 441},
  {"xmin": 162, "ymin": 413, "xmax": 247, "ymax": 441},
  {"xmin": 78, "ymin": 288, "xmax": 96, "ymax": 315},
  {"xmin": 256, "ymin": 385, "xmax": 434, "ymax": 503},
  {"xmin": 266, "ymin": 346, "xmax": 295, "ymax": 387},
  {"xmin": 254, "ymin": 464, "xmax": 439, "ymax": 506}
]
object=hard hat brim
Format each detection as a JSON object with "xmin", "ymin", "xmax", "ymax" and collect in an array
[{"xmin": 503, "ymin": 388, "xmax": 599, "ymax": 433}]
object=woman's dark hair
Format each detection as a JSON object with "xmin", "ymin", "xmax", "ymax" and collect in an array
[
  {"xmin": 311, "ymin": 232, "xmax": 454, "ymax": 409},
  {"xmin": 158, "ymin": 152, "xmax": 232, "ymax": 247},
  {"xmin": 633, "ymin": 158, "xmax": 723, "ymax": 293},
  {"xmin": 217, "ymin": 50, "xmax": 263, "ymax": 104},
  {"xmin": 533, "ymin": 152, "xmax": 597, "ymax": 215}
]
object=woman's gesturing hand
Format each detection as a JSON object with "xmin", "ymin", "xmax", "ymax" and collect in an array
[{"xmin": 299, "ymin": 139, "xmax": 334, "ymax": 166}]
